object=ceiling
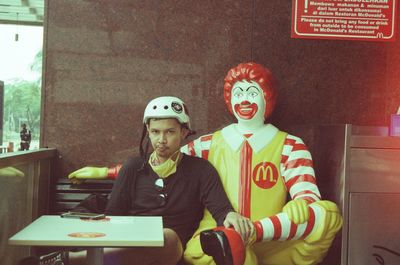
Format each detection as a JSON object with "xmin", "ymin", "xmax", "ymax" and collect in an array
[{"xmin": 0, "ymin": 0, "xmax": 44, "ymax": 25}]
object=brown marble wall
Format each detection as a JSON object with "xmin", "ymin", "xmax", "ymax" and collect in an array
[
  {"xmin": 42, "ymin": 0, "xmax": 253, "ymax": 176},
  {"xmin": 252, "ymin": 0, "xmax": 392, "ymax": 131},
  {"xmin": 41, "ymin": 0, "xmax": 400, "ymax": 176}
]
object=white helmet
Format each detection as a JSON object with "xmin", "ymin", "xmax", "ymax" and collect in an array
[{"xmin": 143, "ymin": 96, "xmax": 191, "ymax": 129}]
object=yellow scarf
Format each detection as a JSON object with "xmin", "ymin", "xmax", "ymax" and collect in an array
[{"xmin": 149, "ymin": 150, "xmax": 182, "ymax": 179}]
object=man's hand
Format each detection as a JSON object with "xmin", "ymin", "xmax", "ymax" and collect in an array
[
  {"xmin": 282, "ymin": 199, "xmax": 310, "ymax": 224},
  {"xmin": 223, "ymin": 211, "xmax": 254, "ymax": 245},
  {"xmin": 67, "ymin": 167, "xmax": 108, "ymax": 184}
]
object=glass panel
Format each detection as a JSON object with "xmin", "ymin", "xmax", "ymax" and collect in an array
[
  {"xmin": 0, "ymin": 24, "xmax": 43, "ymax": 152},
  {"xmin": 0, "ymin": 163, "xmax": 34, "ymax": 264},
  {"xmin": 0, "ymin": 149, "xmax": 56, "ymax": 265}
]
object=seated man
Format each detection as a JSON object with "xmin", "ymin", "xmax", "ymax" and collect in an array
[
  {"xmin": 69, "ymin": 63, "xmax": 343, "ymax": 265},
  {"xmin": 69, "ymin": 96, "xmax": 252, "ymax": 265}
]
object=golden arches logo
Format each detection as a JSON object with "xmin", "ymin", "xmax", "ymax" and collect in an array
[{"xmin": 252, "ymin": 162, "xmax": 279, "ymax": 189}]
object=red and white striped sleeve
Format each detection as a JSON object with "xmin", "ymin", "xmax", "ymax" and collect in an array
[
  {"xmin": 254, "ymin": 203, "xmax": 324, "ymax": 242},
  {"xmin": 181, "ymin": 133, "xmax": 213, "ymax": 160},
  {"xmin": 280, "ymin": 134, "xmax": 321, "ymax": 204}
]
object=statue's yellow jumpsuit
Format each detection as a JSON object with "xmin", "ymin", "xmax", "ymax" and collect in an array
[{"xmin": 182, "ymin": 124, "xmax": 342, "ymax": 265}]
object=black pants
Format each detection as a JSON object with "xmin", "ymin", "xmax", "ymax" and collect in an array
[{"xmin": 20, "ymin": 142, "xmax": 30, "ymax": 150}]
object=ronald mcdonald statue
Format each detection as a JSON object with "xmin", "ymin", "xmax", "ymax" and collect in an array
[{"xmin": 69, "ymin": 62, "xmax": 343, "ymax": 265}]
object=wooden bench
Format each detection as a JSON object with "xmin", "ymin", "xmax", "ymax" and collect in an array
[{"xmin": 49, "ymin": 178, "xmax": 114, "ymax": 214}]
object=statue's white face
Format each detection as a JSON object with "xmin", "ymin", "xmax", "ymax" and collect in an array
[{"xmin": 230, "ymin": 80, "xmax": 265, "ymax": 126}]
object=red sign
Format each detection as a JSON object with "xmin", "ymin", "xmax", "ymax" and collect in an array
[
  {"xmin": 292, "ymin": 0, "xmax": 398, "ymax": 41},
  {"xmin": 252, "ymin": 162, "xmax": 279, "ymax": 189}
]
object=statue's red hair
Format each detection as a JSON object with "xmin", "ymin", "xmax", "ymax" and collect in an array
[{"xmin": 223, "ymin": 62, "xmax": 277, "ymax": 119}]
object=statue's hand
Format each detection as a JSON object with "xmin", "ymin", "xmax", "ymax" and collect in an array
[
  {"xmin": 305, "ymin": 200, "xmax": 343, "ymax": 243},
  {"xmin": 0, "ymin": 167, "xmax": 25, "ymax": 178},
  {"xmin": 282, "ymin": 199, "xmax": 310, "ymax": 224},
  {"xmin": 68, "ymin": 167, "xmax": 108, "ymax": 184}
]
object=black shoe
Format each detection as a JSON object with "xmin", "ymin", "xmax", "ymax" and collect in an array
[
  {"xmin": 19, "ymin": 251, "xmax": 68, "ymax": 265},
  {"xmin": 200, "ymin": 229, "xmax": 233, "ymax": 265},
  {"xmin": 19, "ymin": 256, "xmax": 39, "ymax": 265},
  {"xmin": 39, "ymin": 251, "xmax": 68, "ymax": 265}
]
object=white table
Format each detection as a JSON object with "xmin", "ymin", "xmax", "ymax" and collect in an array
[{"xmin": 9, "ymin": 215, "xmax": 164, "ymax": 265}]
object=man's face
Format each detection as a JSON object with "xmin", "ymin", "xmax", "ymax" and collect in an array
[
  {"xmin": 147, "ymin": 118, "xmax": 188, "ymax": 162},
  {"xmin": 230, "ymin": 80, "xmax": 266, "ymax": 122}
]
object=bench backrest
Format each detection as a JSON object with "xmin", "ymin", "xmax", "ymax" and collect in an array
[{"xmin": 50, "ymin": 178, "xmax": 114, "ymax": 214}]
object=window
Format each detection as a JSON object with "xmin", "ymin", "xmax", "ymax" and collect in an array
[{"xmin": 0, "ymin": 24, "xmax": 43, "ymax": 151}]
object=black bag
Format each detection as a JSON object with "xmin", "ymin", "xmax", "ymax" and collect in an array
[{"xmin": 71, "ymin": 193, "xmax": 109, "ymax": 213}]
